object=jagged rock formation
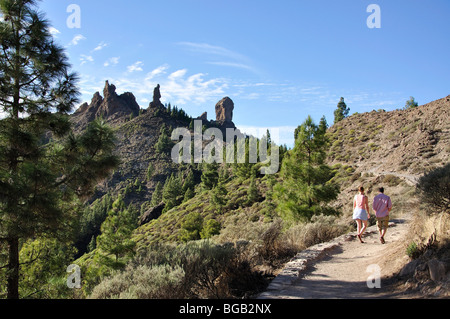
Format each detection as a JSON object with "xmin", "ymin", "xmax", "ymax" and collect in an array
[
  {"xmin": 148, "ymin": 84, "xmax": 164, "ymax": 110},
  {"xmin": 215, "ymin": 97, "xmax": 234, "ymax": 122},
  {"xmin": 198, "ymin": 112, "xmax": 208, "ymax": 121},
  {"xmin": 72, "ymin": 80, "xmax": 140, "ymax": 131}
]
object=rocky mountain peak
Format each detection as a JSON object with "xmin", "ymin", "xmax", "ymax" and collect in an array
[
  {"xmin": 72, "ymin": 80, "xmax": 140, "ymax": 131},
  {"xmin": 103, "ymin": 80, "xmax": 117, "ymax": 99}
]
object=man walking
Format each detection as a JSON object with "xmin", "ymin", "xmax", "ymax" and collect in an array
[{"xmin": 372, "ymin": 187, "xmax": 392, "ymax": 244}]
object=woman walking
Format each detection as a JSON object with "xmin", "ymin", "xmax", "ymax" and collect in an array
[{"xmin": 353, "ymin": 186, "xmax": 371, "ymax": 243}]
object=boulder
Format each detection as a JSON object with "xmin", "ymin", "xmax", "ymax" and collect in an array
[
  {"xmin": 428, "ymin": 259, "xmax": 446, "ymax": 282},
  {"xmin": 399, "ymin": 259, "xmax": 420, "ymax": 278},
  {"xmin": 139, "ymin": 203, "xmax": 165, "ymax": 226}
]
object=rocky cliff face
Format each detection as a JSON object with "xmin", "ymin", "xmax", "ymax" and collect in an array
[{"xmin": 72, "ymin": 81, "xmax": 140, "ymax": 132}]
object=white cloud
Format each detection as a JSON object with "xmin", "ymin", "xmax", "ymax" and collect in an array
[
  {"xmin": 69, "ymin": 34, "xmax": 86, "ymax": 46},
  {"xmin": 207, "ymin": 61, "xmax": 253, "ymax": 71},
  {"xmin": 80, "ymin": 54, "xmax": 94, "ymax": 65},
  {"xmin": 145, "ymin": 65, "xmax": 169, "ymax": 81},
  {"xmin": 104, "ymin": 57, "xmax": 120, "ymax": 67},
  {"xmin": 178, "ymin": 42, "xmax": 246, "ymax": 61},
  {"xmin": 93, "ymin": 42, "xmax": 108, "ymax": 51},
  {"xmin": 127, "ymin": 61, "xmax": 144, "ymax": 73},
  {"xmin": 48, "ymin": 27, "xmax": 61, "ymax": 36},
  {"xmin": 168, "ymin": 69, "xmax": 187, "ymax": 80},
  {"xmin": 178, "ymin": 41, "xmax": 258, "ymax": 74}
]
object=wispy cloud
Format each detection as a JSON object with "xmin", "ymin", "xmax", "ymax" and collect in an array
[
  {"xmin": 177, "ymin": 41, "xmax": 258, "ymax": 74},
  {"xmin": 145, "ymin": 64, "xmax": 169, "ymax": 80},
  {"xmin": 68, "ymin": 34, "xmax": 86, "ymax": 46},
  {"xmin": 104, "ymin": 57, "xmax": 120, "ymax": 67},
  {"xmin": 80, "ymin": 54, "xmax": 94, "ymax": 65},
  {"xmin": 127, "ymin": 61, "xmax": 144, "ymax": 73},
  {"xmin": 93, "ymin": 42, "xmax": 108, "ymax": 52},
  {"xmin": 207, "ymin": 61, "xmax": 254, "ymax": 71},
  {"xmin": 48, "ymin": 27, "xmax": 61, "ymax": 37},
  {"xmin": 178, "ymin": 42, "xmax": 247, "ymax": 61}
]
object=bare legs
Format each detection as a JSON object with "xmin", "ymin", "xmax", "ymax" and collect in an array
[
  {"xmin": 356, "ymin": 219, "xmax": 368, "ymax": 243},
  {"xmin": 379, "ymin": 228, "xmax": 387, "ymax": 244}
]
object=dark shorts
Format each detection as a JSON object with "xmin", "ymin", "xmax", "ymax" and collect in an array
[{"xmin": 377, "ymin": 216, "xmax": 389, "ymax": 230}]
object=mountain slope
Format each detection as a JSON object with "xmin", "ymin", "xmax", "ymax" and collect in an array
[
  {"xmin": 326, "ymin": 95, "xmax": 450, "ymax": 213},
  {"xmin": 328, "ymin": 95, "xmax": 450, "ymax": 178}
]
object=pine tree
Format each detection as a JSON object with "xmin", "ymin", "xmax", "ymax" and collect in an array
[
  {"xmin": 333, "ymin": 97, "xmax": 350, "ymax": 124},
  {"xmin": 162, "ymin": 173, "xmax": 182, "ymax": 212},
  {"xmin": 155, "ymin": 124, "xmax": 173, "ymax": 154},
  {"xmin": 233, "ymin": 137, "xmax": 255, "ymax": 180},
  {"xmin": 274, "ymin": 116, "xmax": 340, "ymax": 222},
  {"xmin": 246, "ymin": 175, "xmax": 259, "ymax": 206},
  {"xmin": 182, "ymin": 169, "xmax": 195, "ymax": 193},
  {"xmin": 87, "ymin": 235, "xmax": 96, "ymax": 252},
  {"xmin": 146, "ymin": 162, "xmax": 154, "ymax": 181},
  {"xmin": 182, "ymin": 169, "xmax": 196, "ymax": 202},
  {"xmin": 150, "ymin": 182, "xmax": 163, "ymax": 207},
  {"xmin": 210, "ymin": 178, "xmax": 227, "ymax": 213},
  {"xmin": 404, "ymin": 96, "xmax": 418, "ymax": 109},
  {"xmin": 0, "ymin": 0, "xmax": 118, "ymax": 299},
  {"xmin": 96, "ymin": 196, "xmax": 136, "ymax": 268},
  {"xmin": 201, "ymin": 162, "xmax": 219, "ymax": 190}
]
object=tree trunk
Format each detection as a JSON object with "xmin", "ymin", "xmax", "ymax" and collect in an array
[{"xmin": 7, "ymin": 237, "xmax": 20, "ymax": 299}]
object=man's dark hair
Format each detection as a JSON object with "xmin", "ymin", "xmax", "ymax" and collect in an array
[{"xmin": 379, "ymin": 187, "xmax": 385, "ymax": 193}]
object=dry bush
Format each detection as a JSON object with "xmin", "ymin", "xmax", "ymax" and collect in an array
[
  {"xmin": 283, "ymin": 215, "xmax": 350, "ymax": 251},
  {"xmin": 89, "ymin": 240, "xmax": 269, "ymax": 299},
  {"xmin": 408, "ymin": 210, "xmax": 450, "ymax": 255},
  {"xmin": 89, "ymin": 264, "xmax": 185, "ymax": 299}
]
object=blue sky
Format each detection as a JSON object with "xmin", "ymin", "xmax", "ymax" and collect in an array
[{"xmin": 38, "ymin": 0, "xmax": 450, "ymax": 147}]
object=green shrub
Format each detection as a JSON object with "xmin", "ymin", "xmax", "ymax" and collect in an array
[
  {"xmin": 406, "ymin": 242, "xmax": 420, "ymax": 259},
  {"xmin": 90, "ymin": 264, "xmax": 185, "ymax": 299},
  {"xmin": 200, "ymin": 219, "xmax": 221, "ymax": 239},
  {"xmin": 90, "ymin": 240, "xmax": 267, "ymax": 299}
]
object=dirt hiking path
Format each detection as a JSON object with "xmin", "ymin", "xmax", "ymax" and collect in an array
[{"xmin": 259, "ymin": 217, "xmax": 412, "ymax": 299}]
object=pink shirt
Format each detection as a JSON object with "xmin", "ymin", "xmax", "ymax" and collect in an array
[
  {"xmin": 373, "ymin": 193, "xmax": 392, "ymax": 218},
  {"xmin": 354, "ymin": 194, "xmax": 367, "ymax": 210}
]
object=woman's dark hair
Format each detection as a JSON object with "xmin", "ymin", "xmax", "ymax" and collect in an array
[{"xmin": 359, "ymin": 186, "xmax": 364, "ymax": 193}]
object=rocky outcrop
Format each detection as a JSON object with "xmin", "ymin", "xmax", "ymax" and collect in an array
[
  {"xmin": 198, "ymin": 112, "xmax": 208, "ymax": 121},
  {"xmin": 72, "ymin": 80, "xmax": 140, "ymax": 131},
  {"xmin": 139, "ymin": 203, "xmax": 165, "ymax": 226},
  {"xmin": 215, "ymin": 97, "xmax": 234, "ymax": 122},
  {"xmin": 149, "ymin": 84, "xmax": 164, "ymax": 110}
]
